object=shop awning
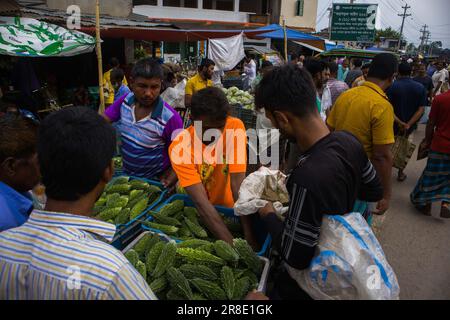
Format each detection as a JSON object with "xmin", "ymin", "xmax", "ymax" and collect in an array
[
  {"xmin": 0, "ymin": 16, "xmax": 96, "ymax": 57},
  {"xmin": 320, "ymin": 48, "xmax": 398, "ymax": 59},
  {"xmin": 292, "ymin": 41, "xmax": 324, "ymax": 53}
]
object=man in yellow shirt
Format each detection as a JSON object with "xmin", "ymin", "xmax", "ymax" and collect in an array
[
  {"xmin": 185, "ymin": 58, "xmax": 215, "ymax": 108},
  {"xmin": 104, "ymin": 57, "xmax": 128, "ymax": 106},
  {"xmin": 327, "ymin": 53, "xmax": 398, "ymax": 215}
]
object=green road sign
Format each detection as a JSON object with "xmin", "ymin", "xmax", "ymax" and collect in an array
[{"xmin": 330, "ymin": 3, "xmax": 378, "ymax": 42}]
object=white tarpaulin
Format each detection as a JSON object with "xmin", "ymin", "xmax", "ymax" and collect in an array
[
  {"xmin": 0, "ymin": 17, "xmax": 96, "ymax": 57},
  {"xmin": 208, "ymin": 33, "xmax": 245, "ymax": 71}
]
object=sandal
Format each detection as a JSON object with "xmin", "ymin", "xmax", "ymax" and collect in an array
[{"xmin": 416, "ymin": 203, "xmax": 431, "ymax": 216}]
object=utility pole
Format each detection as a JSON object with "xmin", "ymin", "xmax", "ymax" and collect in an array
[
  {"xmin": 327, "ymin": 7, "xmax": 332, "ymax": 40},
  {"xmin": 397, "ymin": 3, "xmax": 411, "ymax": 51},
  {"xmin": 419, "ymin": 25, "xmax": 429, "ymax": 55}
]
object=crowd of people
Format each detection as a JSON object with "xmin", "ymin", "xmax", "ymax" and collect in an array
[{"xmin": 0, "ymin": 50, "xmax": 449, "ymax": 300}]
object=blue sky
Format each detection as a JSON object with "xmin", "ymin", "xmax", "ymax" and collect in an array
[{"xmin": 316, "ymin": 0, "xmax": 450, "ymax": 48}]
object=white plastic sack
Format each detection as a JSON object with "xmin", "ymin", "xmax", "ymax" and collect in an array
[
  {"xmin": 234, "ymin": 167, "xmax": 289, "ymax": 217},
  {"xmin": 161, "ymin": 79, "xmax": 186, "ymax": 109},
  {"xmin": 208, "ymin": 33, "xmax": 246, "ymax": 72},
  {"xmin": 286, "ymin": 212, "xmax": 400, "ymax": 300}
]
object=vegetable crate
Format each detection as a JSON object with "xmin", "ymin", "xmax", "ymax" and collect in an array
[
  {"xmin": 142, "ymin": 194, "xmax": 272, "ymax": 257},
  {"xmin": 123, "ymin": 231, "xmax": 271, "ymax": 298},
  {"xmin": 230, "ymin": 104, "xmax": 256, "ymax": 130},
  {"xmin": 103, "ymin": 177, "xmax": 168, "ymax": 250}
]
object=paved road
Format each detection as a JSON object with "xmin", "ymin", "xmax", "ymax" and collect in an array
[{"xmin": 374, "ymin": 125, "xmax": 450, "ymax": 300}]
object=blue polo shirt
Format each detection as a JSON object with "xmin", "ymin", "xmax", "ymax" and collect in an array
[
  {"xmin": 0, "ymin": 181, "xmax": 33, "ymax": 232},
  {"xmin": 387, "ymin": 77, "xmax": 427, "ymax": 134}
]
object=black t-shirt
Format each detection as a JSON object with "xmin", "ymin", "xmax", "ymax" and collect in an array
[
  {"xmin": 413, "ymin": 75, "xmax": 434, "ymax": 94},
  {"xmin": 263, "ymin": 131, "xmax": 383, "ymax": 271}
]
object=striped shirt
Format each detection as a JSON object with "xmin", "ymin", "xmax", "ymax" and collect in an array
[
  {"xmin": 105, "ymin": 93, "xmax": 183, "ymax": 179},
  {"xmin": 0, "ymin": 210, "xmax": 156, "ymax": 300}
]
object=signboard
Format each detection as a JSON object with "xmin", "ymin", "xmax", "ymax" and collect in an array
[{"xmin": 330, "ymin": 3, "xmax": 378, "ymax": 42}]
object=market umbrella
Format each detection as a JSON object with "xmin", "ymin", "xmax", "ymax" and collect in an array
[{"xmin": 0, "ymin": 17, "xmax": 96, "ymax": 57}]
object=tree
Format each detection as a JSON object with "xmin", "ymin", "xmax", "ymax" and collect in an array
[
  {"xmin": 375, "ymin": 27, "xmax": 402, "ymax": 42},
  {"xmin": 406, "ymin": 43, "xmax": 417, "ymax": 54}
]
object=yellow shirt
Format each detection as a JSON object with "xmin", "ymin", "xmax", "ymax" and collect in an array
[
  {"xmin": 327, "ymin": 81, "xmax": 395, "ymax": 158},
  {"xmin": 185, "ymin": 73, "xmax": 213, "ymax": 96},
  {"xmin": 103, "ymin": 69, "xmax": 128, "ymax": 105}
]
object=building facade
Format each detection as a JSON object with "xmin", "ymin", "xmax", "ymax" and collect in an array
[{"xmin": 279, "ymin": 0, "xmax": 318, "ymax": 32}]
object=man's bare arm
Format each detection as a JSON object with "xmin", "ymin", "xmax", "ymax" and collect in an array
[{"xmin": 371, "ymin": 144, "xmax": 393, "ymax": 214}]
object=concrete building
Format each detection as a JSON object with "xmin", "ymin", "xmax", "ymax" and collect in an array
[{"xmin": 279, "ymin": 0, "xmax": 318, "ymax": 32}]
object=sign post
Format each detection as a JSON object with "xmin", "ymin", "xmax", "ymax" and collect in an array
[{"xmin": 330, "ymin": 3, "xmax": 378, "ymax": 42}]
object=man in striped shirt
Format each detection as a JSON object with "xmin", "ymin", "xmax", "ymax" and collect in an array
[
  {"xmin": 104, "ymin": 58, "xmax": 183, "ymax": 188},
  {"xmin": 0, "ymin": 107, "xmax": 156, "ymax": 300},
  {"xmin": 254, "ymin": 65, "xmax": 383, "ymax": 299}
]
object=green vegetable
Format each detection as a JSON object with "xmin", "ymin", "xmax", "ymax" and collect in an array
[
  {"xmin": 221, "ymin": 266, "xmax": 236, "ymax": 300},
  {"xmin": 192, "ymin": 293, "xmax": 207, "ymax": 300},
  {"xmin": 143, "ymin": 221, "xmax": 179, "ymax": 235},
  {"xmin": 153, "ymin": 213, "xmax": 182, "ymax": 227},
  {"xmin": 176, "ymin": 248, "xmax": 225, "ymax": 267},
  {"xmin": 214, "ymin": 240, "xmax": 239, "ymax": 263},
  {"xmin": 198, "ymin": 243, "xmax": 214, "ymax": 253},
  {"xmin": 134, "ymin": 234, "xmax": 153, "ymax": 259},
  {"xmin": 184, "ymin": 218, "xmax": 208, "ymax": 238},
  {"xmin": 112, "ymin": 176, "xmax": 130, "ymax": 185},
  {"xmin": 177, "ymin": 222, "xmax": 193, "ymax": 238},
  {"xmin": 159, "ymin": 200, "xmax": 184, "ymax": 216},
  {"xmin": 183, "ymin": 207, "xmax": 199, "ymax": 223},
  {"xmin": 178, "ymin": 264, "xmax": 218, "ymax": 281},
  {"xmin": 147, "ymin": 185, "xmax": 162, "ymax": 194},
  {"xmin": 97, "ymin": 207, "xmax": 122, "ymax": 221},
  {"xmin": 129, "ymin": 179, "xmax": 150, "ymax": 191},
  {"xmin": 96, "ymin": 197, "xmax": 107, "ymax": 207},
  {"xmin": 114, "ymin": 208, "xmax": 130, "ymax": 225},
  {"xmin": 233, "ymin": 238, "xmax": 262, "ymax": 274},
  {"xmin": 145, "ymin": 241, "xmax": 165, "ymax": 273},
  {"xmin": 153, "ymin": 242, "xmax": 177, "ymax": 278},
  {"xmin": 190, "ymin": 278, "xmax": 227, "ymax": 300},
  {"xmin": 242, "ymin": 270, "xmax": 259, "ymax": 290},
  {"xmin": 232, "ymin": 276, "xmax": 250, "ymax": 300},
  {"xmin": 149, "ymin": 276, "xmax": 167, "ymax": 294},
  {"xmin": 166, "ymin": 289, "xmax": 184, "ymax": 300},
  {"xmin": 124, "ymin": 249, "xmax": 139, "ymax": 267},
  {"xmin": 106, "ymin": 193, "xmax": 121, "ymax": 206},
  {"xmin": 107, "ymin": 183, "xmax": 131, "ymax": 195},
  {"xmin": 177, "ymin": 239, "xmax": 211, "ymax": 249},
  {"xmin": 129, "ymin": 189, "xmax": 144, "ymax": 201},
  {"xmin": 130, "ymin": 197, "xmax": 149, "ymax": 220},
  {"xmin": 166, "ymin": 267, "xmax": 194, "ymax": 300},
  {"xmin": 136, "ymin": 260, "xmax": 147, "ymax": 279},
  {"xmin": 108, "ymin": 195, "xmax": 129, "ymax": 209}
]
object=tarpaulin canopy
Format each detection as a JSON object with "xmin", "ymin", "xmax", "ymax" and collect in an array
[
  {"xmin": 80, "ymin": 26, "xmax": 275, "ymax": 42},
  {"xmin": 0, "ymin": 17, "xmax": 96, "ymax": 57},
  {"xmin": 251, "ymin": 24, "xmax": 325, "ymax": 51}
]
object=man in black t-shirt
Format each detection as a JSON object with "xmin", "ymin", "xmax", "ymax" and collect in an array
[
  {"xmin": 414, "ymin": 63, "xmax": 434, "ymax": 104},
  {"xmin": 254, "ymin": 65, "xmax": 383, "ymax": 300}
]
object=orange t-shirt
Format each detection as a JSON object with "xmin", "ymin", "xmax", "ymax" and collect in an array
[{"xmin": 169, "ymin": 117, "xmax": 247, "ymax": 208}]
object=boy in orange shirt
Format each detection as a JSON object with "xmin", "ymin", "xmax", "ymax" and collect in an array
[{"xmin": 169, "ymin": 87, "xmax": 257, "ymax": 246}]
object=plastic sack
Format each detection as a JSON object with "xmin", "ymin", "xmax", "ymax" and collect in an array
[
  {"xmin": 286, "ymin": 212, "xmax": 400, "ymax": 300},
  {"xmin": 234, "ymin": 166, "xmax": 289, "ymax": 217},
  {"xmin": 161, "ymin": 79, "xmax": 186, "ymax": 109}
]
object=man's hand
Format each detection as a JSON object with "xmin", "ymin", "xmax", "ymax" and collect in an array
[
  {"xmin": 372, "ymin": 198, "xmax": 389, "ymax": 215},
  {"xmin": 258, "ymin": 202, "xmax": 276, "ymax": 218},
  {"xmin": 245, "ymin": 290, "xmax": 269, "ymax": 300},
  {"xmin": 160, "ymin": 168, "xmax": 178, "ymax": 192}
]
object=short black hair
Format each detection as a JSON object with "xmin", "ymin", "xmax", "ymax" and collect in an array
[
  {"xmin": 38, "ymin": 107, "xmax": 116, "ymax": 201},
  {"xmin": 200, "ymin": 58, "xmax": 215, "ymax": 69},
  {"xmin": 328, "ymin": 61, "xmax": 338, "ymax": 74},
  {"xmin": 0, "ymin": 114, "xmax": 39, "ymax": 163},
  {"xmin": 190, "ymin": 87, "xmax": 230, "ymax": 122},
  {"xmin": 111, "ymin": 68, "xmax": 125, "ymax": 83},
  {"xmin": 367, "ymin": 53, "xmax": 399, "ymax": 80},
  {"xmin": 110, "ymin": 57, "xmax": 120, "ymax": 68},
  {"xmin": 303, "ymin": 58, "xmax": 326, "ymax": 77},
  {"xmin": 353, "ymin": 59, "xmax": 363, "ymax": 68},
  {"xmin": 131, "ymin": 58, "xmax": 164, "ymax": 80},
  {"xmin": 255, "ymin": 65, "xmax": 317, "ymax": 118},
  {"xmin": 398, "ymin": 62, "xmax": 412, "ymax": 76}
]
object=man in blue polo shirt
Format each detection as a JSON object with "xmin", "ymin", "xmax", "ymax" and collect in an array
[
  {"xmin": 387, "ymin": 62, "xmax": 427, "ymax": 182},
  {"xmin": 104, "ymin": 58, "xmax": 183, "ymax": 188},
  {"xmin": 0, "ymin": 114, "xmax": 40, "ymax": 231}
]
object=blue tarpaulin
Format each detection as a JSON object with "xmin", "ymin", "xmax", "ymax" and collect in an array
[{"xmin": 253, "ymin": 24, "xmax": 323, "ymax": 41}]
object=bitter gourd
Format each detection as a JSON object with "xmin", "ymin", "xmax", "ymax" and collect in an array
[{"xmin": 152, "ymin": 242, "xmax": 177, "ymax": 278}]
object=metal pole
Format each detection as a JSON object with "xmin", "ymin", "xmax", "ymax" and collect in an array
[{"xmin": 96, "ymin": 0, "xmax": 105, "ymax": 113}]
